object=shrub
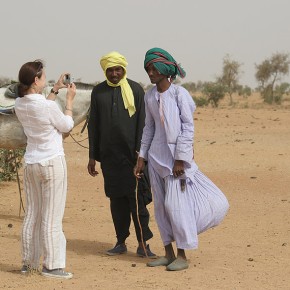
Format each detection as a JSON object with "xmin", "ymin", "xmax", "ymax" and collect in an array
[
  {"xmin": 0, "ymin": 149, "xmax": 25, "ymax": 182},
  {"xmin": 202, "ymin": 82, "xmax": 226, "ymax": 107},
  {"xmin": 192, "ymin": 96, "xmax": 209, "ymax": 107}
]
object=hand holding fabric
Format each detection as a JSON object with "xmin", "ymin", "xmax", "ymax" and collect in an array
[{"xmin": 173, "ymin": 160, "xmax": 184, "ymax": 178}]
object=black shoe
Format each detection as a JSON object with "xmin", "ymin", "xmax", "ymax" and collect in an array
[
  {"xmin": 136, "ymin": 244, "xmax": 156, "ymax": 259},
  {"xmin": 106, "ymin": 243, "xmax": 127, "ymax": 256},
  {"xmin": 20, "ymin": 265, "xmax": 29, "ymax": 275},
  {"xmin": 20, "ymin": 265, "xmax": 38, "ymax": 275}
]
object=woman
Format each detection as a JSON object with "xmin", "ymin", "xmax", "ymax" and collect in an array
[
  {"xmin": 134, "ymin": 48, "xmax": 229, "ymax": 271},
  {"xmin": 15, "ymin": 60, "xmax": 76, "ymax": 279}
]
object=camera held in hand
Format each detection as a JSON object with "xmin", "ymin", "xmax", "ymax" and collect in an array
[{"xmin": 63, "ymin": 74, "xmax": 71, "ymax": 85}]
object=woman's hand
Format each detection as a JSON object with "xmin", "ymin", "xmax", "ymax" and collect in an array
[
  {"xmin": 134, "ymin": 157, "xmax": 145, "ymax": 178},
  {"xmin": 66, "ymin": 82, "xmax": 76, "ymax": 101},
  {"xmin": 53, "ymin": 72, "xmax": 71, "ymax": 91},
  {"xmin": 173, "ymin": 160, "xmax": 184, "ymax": 178},
  {"xmin": 64, "ymin": 83, "xmax": 76, "ymax": 116}
]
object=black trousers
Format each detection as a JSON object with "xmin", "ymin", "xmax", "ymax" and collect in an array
[{"xmin": 110, "ymin": 191, "xmax": 153, "ymax": 244}]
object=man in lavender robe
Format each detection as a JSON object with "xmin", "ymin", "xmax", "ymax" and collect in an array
[{"xmin": 134, "ymin": 48, "xmax": 229, "ymax": 271}]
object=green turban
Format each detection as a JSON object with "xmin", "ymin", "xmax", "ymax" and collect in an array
[{"xmin": 144, "ymin": 47, "xmax": 186, "ymax": 81}]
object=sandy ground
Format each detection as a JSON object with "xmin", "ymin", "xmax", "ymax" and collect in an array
[{"xmin": 0, "ymin": 96, "xmax": 290, "ymax": 290}]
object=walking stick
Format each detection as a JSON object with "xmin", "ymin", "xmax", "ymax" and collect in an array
[{"xmin": 135, "ymin": 177, "xmax": 148, "ymax": 258}]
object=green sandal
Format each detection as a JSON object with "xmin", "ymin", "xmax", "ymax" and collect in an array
[
  {"xmin": 166, "ymin": 257, "xmax": 189, "ymax": 271},
  {"xmin": 147, "ymin": 256, "xmax": 175, "ymax": 267}
]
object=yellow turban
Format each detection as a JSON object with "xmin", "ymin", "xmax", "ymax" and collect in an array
[{"xmin": 100, "ymin": 51, "xmax": 136, "ymax": 117}]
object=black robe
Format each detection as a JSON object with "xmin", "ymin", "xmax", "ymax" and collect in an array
[{"xmin": 88, "ymin": 79, "xmax": 147, "ymax": 198}]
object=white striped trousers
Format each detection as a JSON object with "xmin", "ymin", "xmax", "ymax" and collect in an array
[{"xmin": 22, "ymin": 155, "xmax": 67, "ymax": 269}]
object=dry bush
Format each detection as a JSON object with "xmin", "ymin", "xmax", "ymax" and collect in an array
[{"xmin": 0, "ymin": 149, "xmax": 25, "ymax": 182}]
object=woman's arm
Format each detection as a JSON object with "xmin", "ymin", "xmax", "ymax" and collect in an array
[{"xmin": 47, "ymin": 73, "xmax": 70, "ymax": 101}]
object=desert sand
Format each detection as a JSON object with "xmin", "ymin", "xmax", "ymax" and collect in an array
[{"xmin": 0, "ymin": 94, "xmax": 289, "ymax": 290}]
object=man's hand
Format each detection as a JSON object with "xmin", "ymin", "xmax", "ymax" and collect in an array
[
  {"xmin": 134, "ymin": 157, "xmax": 145, "ymax": 178},
  {"xmin": 87, "ymin": 158, "xmax": 99, "ymax": 177},
  {"xmin": 173, "ymin": 160, "xmax": 184, "ymax": 178}
]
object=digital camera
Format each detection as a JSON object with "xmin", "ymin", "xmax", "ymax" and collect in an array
[{"xmin": 63, "ymin": 74, "xmax": 71, "ymax": 85}]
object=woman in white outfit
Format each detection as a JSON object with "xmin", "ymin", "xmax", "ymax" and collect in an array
[
  {"xmin": 134, "ymin": 48, "xmax": 229, "ymax": 271},
  {"xmin": 15, "ymin": 60, "xmax": 76, "ymax": 279}
]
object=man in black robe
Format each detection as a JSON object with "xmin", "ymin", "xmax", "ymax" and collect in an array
[{"xmin": 87, "ymin": 51, "xmax": 155, "ymax": 258}]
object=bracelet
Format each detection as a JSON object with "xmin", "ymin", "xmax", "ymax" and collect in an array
[
  {"xmin": 50, "ymin": 88, "xmax": 59, "ymax": 95},
  {"xmin": 65, "ymin": 107, "xmax": 73, "ymax": 111}
]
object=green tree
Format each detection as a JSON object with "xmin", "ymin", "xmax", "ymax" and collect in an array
[
  {"xmin": 192, "ymin": 96, "xmax": 208, "ymax": 107},
  {"xmin": 255, "ymin": 52, "xmax": 290, "ymax": 104},
  {"xmin": 275, "ymin": 82, "xmax": 290, "ymax": 95},
  {"xmin": 237, "ymin": 85, "xmax": 252, "ymax": 97},
  {"xmin": 274, "ymin": 82, "xmax": 290, "ymax": 104},
  {"xmin": 196, "ymin": 81, "xmax": 204, "ymax": 91},
  {"xmin": 218, "ymin": 54, "xmax": 242, "ymax": 105},
  {"xmin": 202, "ymin": 82, "xmax": 226, "ymax": 107}
]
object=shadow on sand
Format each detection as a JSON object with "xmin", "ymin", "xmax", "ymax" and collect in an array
[{"xmin": 66, "ymin": 238, "xmax": 150, "ymax": 264}]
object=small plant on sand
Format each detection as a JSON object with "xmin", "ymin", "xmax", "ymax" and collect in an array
[
  {"xmin": 192, "ymin": 96, "xmax": 209, "ymax": 107},
  {"xmin": 0, "ymin": 149, "xmax": 25, "ymax": 182}
]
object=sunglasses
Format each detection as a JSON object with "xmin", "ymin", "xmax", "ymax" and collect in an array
[{"xmin": 34, "ymin": 61, "xmax": 43, "ymax": 77}]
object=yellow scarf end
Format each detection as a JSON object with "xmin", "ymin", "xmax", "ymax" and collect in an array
[{"xmin": 128, "ymin": 107, "xmax": 136, "ymax": 117}]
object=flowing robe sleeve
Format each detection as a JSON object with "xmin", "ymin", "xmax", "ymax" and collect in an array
[
  {"xmin": 174, "ymin": 87, "xmax": 195, "ymax": 165},
  {"xmin": 134, "ymin": 83, "xmax": 145, "ymax": 154},
  {"xmin": 139, "ymin": 90, "xmax": 155, "ymax": 160}
]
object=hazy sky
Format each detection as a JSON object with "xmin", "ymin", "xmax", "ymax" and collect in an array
[{"xmin": 1, "ymin": 0, "xmax": 289, "ymax": 87}]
